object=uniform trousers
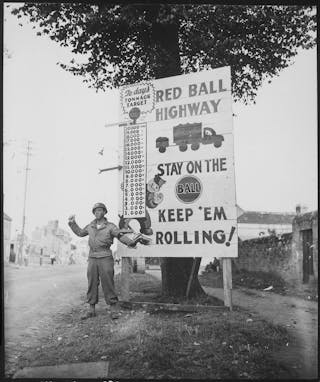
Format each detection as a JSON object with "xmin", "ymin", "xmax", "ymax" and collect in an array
[{"xmin": 86, "ymin": 256, "xmax": 118, "ymax": 305}]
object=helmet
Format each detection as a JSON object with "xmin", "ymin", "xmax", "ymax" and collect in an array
[{"xmin": 92, "ymin": 202, "xmax": 108, "ymax": 214}]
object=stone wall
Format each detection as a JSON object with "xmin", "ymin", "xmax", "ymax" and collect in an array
[
  {"xmin": 292, "ymin": 211, "xmax": 318, "ymax": 282},
  {"xmin": 235, "ymin": 233, "xmax": 298, "ymax": 284},
  {"xmin": 235, "ymin": 210, "xmax": 318, "ymax": 286}
]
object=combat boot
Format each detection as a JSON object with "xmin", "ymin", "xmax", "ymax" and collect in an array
[
  {"xmin": 81, "ymin": 304, "xmax": 96, "ymax": 320},
  {"xmin": 107, "ymin": 301, "xmax": 121, "ymax": 320}
]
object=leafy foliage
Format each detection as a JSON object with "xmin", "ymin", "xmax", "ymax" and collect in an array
[{"xmin": 12, "ymin": 4, "xmax": 316, "ymax": 103}]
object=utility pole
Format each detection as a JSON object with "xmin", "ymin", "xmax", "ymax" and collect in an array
[{"xmin": 17, "ymin": 140, "xmax": 33, "ymax": 266}]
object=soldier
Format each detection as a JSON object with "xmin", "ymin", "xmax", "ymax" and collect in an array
[
  {"xmin": 39, "ymin": 248, "xmax": 43, "ymax": 266},
  {"xmin": 9, "ymin": 243, "xmax": 16, "ymax": 264},
  {"xmin": 68, "ymin": 202, "xmax": 142, "ymax": 320}
]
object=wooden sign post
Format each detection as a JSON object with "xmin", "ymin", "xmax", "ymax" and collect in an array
[
  {"xmin": 222, "ymin": 258, "xmax": 232, "ymax": 310},
  {"xmin": 185, "ymin": 258, "xmax": 198, "ymax": 298},
  {"xmin": 120, "ymin": 257, "xmax": 132, "ymax": 301}
]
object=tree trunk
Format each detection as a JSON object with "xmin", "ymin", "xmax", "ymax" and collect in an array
[
  {"xmin": 150, "ymin": 21, "xmax": 182, "ymax": 78},
  {"xmin": 150, "ymin": 14, "xmax": 206, "ymax": 298},
  {"xmin": 161, "ymin": 257, "xmax": 206, "ymax": 298}
]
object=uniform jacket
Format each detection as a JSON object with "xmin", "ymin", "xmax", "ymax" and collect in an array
[{"xmin": 68, "ymin": 217, "xmax": 134, "ymax": 258}]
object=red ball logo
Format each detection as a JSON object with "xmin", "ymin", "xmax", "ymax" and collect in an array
[{"xmin": 175, "ymin": 175, "xmax": 202, "ymax": 203}]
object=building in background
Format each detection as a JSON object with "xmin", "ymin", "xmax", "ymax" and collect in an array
[
  {"xmin": 237, "ymin": 207, "xmax": 296, "ymax": 241},
  {"xmin": 3, "ymin": 212, "xmax": 12, "ymax": 262},
  {"xmin": 201, "ymin": 205, "xmax": 299, "ymax": 270},
  {"xmin": 71, "ymin": 239, "xmax": 89, "ymax": 264},
  {"xmin": 75, "ymin": 239, "xmax": 89, "ymax": 258},
  {"xmin": 29, "ymin": 220, "xmax": 72, "ymax": 264},
  {"xmin": 11, "ymin": 232, "xmax": 30, "ymax": 261}
]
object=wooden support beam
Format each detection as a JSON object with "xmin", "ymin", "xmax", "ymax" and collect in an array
[
  {"xmin": 120, "ymin": 257, "xmax": 132, "ymax": 301},
  {"xmin": 222, "ymin": 258, "xmax": 233, "ymax": 311},
  {"xmin": 99, "ymin": 165, "xmax": 123, "ymax": 174},
  {"xmin": 119, "ymin": 300, "xmax": 227, "ymax": 312},
  {"xmin": 185, "ymin": 258, "xmax": 198, "ymax": 297}
]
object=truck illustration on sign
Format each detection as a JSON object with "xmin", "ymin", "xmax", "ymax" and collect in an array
[{"xmin": 156, "ymin": 122, "xmax": 224, "ymax": 153}]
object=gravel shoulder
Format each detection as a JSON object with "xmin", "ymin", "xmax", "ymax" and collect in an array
[{"xmin": 203, "ymin": 286, "xmax": 318, "ymax": 379}]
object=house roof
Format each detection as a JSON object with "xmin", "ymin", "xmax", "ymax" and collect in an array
[
  {"xmin": 4, "ymin": 213, "xmax": 12, "ymax": 221},
  {"xmin": 238, "ymin": 211, "xmax": 295, "ymax": 225},
  {"xmin": 293, "ymin": 210, "xmax": 318, "ymax": 224}
]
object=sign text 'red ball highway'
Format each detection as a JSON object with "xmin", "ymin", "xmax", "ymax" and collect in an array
[{"xmin": 118, "ymin": 66, "xmax": 238, "ymax": 258}]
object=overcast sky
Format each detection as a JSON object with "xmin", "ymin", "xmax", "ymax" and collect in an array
[{"xmin": 3, "ymin": 5, "xmax": 317, "ymax": 239}]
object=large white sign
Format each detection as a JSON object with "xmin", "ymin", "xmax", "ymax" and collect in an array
[{"xmin": 118, "ymin": 66, "xmax": 238, "ymax": 258}]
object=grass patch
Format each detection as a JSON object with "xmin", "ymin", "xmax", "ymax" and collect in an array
[
  {"xmin": 200, "ymin": 267, "xmax": 318, "ymax": 301},
  {"xmin": 233, "ymin": 269, "xmax": 287, "ymax": 293},
  {"xmin": 115, "ymin": 272, "xmax": 224, "ymax": 306},
  {"xmin": 12, "ymin": 273, "xmax": 296, "ymax": 379},
  {"xmin": 199, "ymin": 268, "xmax": 287, "ymax": 294},
  {"xmin": 118, "ymin": 272, "xmax": 162, "ymax": 294},
  {"xmin": 199, "ymin": 270, "xmax": 223, "ymax": 288}
]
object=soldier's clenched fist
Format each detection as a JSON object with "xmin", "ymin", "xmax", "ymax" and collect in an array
[{"xmin": 68, "ymin": 215, "xmax": 76, "ymax": 223}]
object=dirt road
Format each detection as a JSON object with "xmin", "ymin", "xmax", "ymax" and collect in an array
[
  {"xmin": 4, "ymin": 263, "xmax": 87, "ymax": 376},
  {"xmin": 147, "ymin": 268, "xmax": 318, "ymax": 379},
  {"xmin": 5, "ymin": 264, "xmax": 317, "ymax": 379}
]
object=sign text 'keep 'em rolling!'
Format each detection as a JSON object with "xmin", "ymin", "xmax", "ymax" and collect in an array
[{"xmin": 155, "ymin": 207, "xmax": 236, "ymax": 247}]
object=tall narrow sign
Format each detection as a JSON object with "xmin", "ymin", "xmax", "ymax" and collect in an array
[
  {"xmin": 118, "ymin": 66, "xmax": 238, "ymax": 258},
  {"xmin": 122, "ymin": 123, "xmax": 147, "ymax": 218}
]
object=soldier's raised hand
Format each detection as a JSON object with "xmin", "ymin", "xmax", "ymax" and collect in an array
[{"xmin": 68, "ymin": 215, "xmax": 76, "ymax": 223}]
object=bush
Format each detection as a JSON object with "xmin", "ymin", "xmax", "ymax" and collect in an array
[
  {"xmin": 204, "ymin": 258, "xmax": 220, "ymax": 273},
  {"xmin": 234, "ymin": 269, "xmax": 286, "ymax": 292}
]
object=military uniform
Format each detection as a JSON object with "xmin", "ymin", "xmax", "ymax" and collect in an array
[{"xmin": 68, "ymin": 217, "xmax": 134, "ymax": 306}]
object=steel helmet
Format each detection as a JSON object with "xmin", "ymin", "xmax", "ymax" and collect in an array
[{"xmin": 92, "ymin": 202, "xmax": 108, "ymax": 214}]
